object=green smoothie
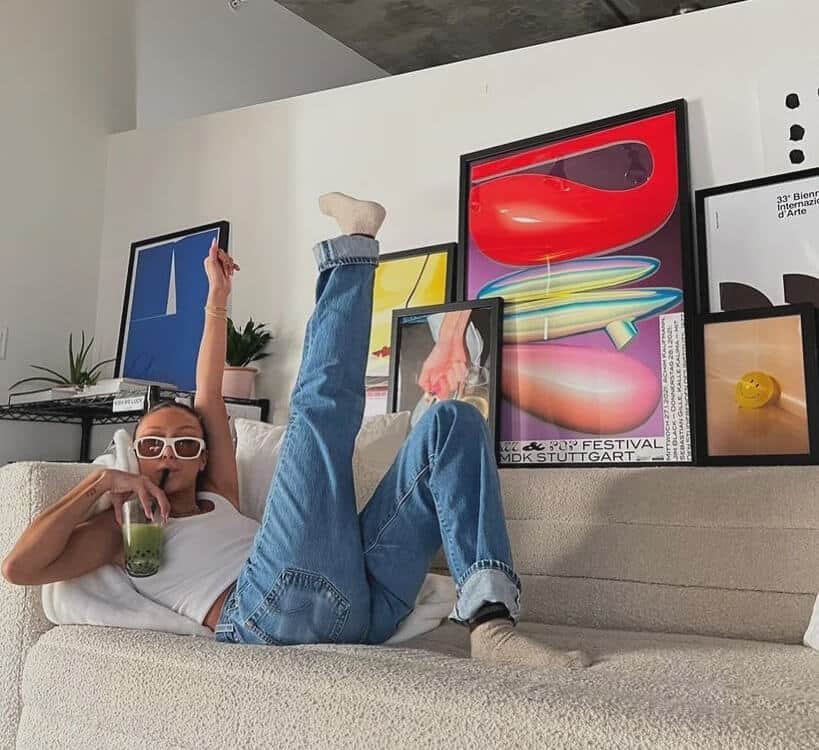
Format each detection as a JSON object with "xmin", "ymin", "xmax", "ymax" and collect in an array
[{"xmin": 123, "ymin": 523, "xmax": 163, "ymax": 577}]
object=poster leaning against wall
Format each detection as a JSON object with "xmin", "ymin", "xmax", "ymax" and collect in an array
[
  {"xmin": 116, "ymin": 221, "xmax": 230, "ymax": 392},
  {"xmin": 697, "ymin": 166, "xmax": 819, "ymax": 313},
  {"xmin": 458, "ymin": 101, "xmax": 697, "ymax": 467},
  {"xmin": 365, "ymin": 244, "xmax": 456, "ymax": 416}
]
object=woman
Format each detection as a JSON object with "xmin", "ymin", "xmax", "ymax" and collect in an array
[{"xmin": 2, "ymin": 193, "xmax": 589, "ymax": 669}]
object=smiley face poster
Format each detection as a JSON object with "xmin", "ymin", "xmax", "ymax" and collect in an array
[{"xmin": 458, "ymin": 101, "xmax": 696, "ymax": 466}]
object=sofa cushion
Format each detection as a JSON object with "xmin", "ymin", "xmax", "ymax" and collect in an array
[
  {"xmin": 352, "ymin": 410, "xmax": 411, "ymax": 509},
  {"xmin": 235, "ymin": 411, "xmax": 411, "ymax": 522},
  {"xmin": 16, "ymin": 623, "xmax": 819, "ymax": 749},
  {"xmin": 430, "ymin": 466, "xmax": 819, "ymax": 643},
  {"xmin": 0, "ymin": 461, "xmax": 95, "ymax": 750}
]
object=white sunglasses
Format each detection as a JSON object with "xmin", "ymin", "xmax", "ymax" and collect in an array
[{"xmin": 135, "ymin": 436, "xmax": 206, "ymax": 460}]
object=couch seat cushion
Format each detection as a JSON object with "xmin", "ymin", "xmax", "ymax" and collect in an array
[{"xmin": 16, "ymin": 622, "xmax": 818, "ymax": 749}]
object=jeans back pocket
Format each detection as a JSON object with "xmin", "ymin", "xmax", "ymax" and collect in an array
[{"xmin": 245, "ymin": 567, "xmax": 351, "ymax": 646}]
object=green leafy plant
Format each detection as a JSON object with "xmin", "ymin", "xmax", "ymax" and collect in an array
[
  {"xmin": 9, "ymin": 331, "xmax": 115, "ymax": 391},
  {"xmin": 226, "ymin": 317, "xmax": 273, "ymax": 368}
]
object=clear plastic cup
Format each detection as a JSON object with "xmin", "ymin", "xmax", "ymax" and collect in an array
[
  {"xmin": 122, "ymin": 498, "xmax": 164, "ymax": 577},
  {"xmin": 456, "ymin": 364, "xmax": 490, "ymax": 419}
]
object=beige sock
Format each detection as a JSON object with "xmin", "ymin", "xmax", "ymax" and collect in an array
[
  {"xmin": 319, "ymin": 192, "xmax": 386, "ymax": 237},
  {"xmin": 470, "ymin": 618, "xmax": 592, "ymax": 669}
]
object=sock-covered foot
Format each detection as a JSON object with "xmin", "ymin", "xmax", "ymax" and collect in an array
[
  {"xmin": 319, "ymin": 192, "xmax": 386, "ymax": 237},
  {"xmin": 470, "ymin": 618, "xmax": 592, "ymax": 669}
]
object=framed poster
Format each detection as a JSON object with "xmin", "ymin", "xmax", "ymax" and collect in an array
[
  {"xmin": 365, "ymin": 244, "xmax": 456, "ymax": 416},
  {"xmin": 116, "ymin": 222, "xmax": 230, "ymax": 391},
  {"xmin": 388, "ymin": 299, "xmax": 502, "ymax": 447},
  {"xmin": 693, "ymin": 304, "xmax": 819, "ymax": 465},
  {"xmin": 459, "ymin": 100, "xmax": 696, "ymax": 467},
  {"xmin": 696, "ymin": 167, "xmax": 819, "ymax": 313}
]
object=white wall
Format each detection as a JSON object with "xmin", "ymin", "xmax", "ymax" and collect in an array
[
  {"xmin": 96, "ymin": 0, "xmax": 819, "ymax": 425},
  {"xmin": 135, "ymin": 0, "xmax": 387, "ymax": 128},
  {"xmin": 0, "ymin": 1, "xmax": 136, "ymax": 464}
]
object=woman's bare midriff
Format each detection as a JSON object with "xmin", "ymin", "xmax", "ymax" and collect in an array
[{"xmin": 203, "ymin": 580, "xmax": 236, "ymax": 632}]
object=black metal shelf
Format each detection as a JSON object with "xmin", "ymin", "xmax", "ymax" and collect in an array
[{"xmin": 0, "ymin": 387, "xmax": 270, "ymax": 461}]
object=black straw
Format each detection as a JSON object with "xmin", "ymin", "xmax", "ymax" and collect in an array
[{"xmin": 154, "ymin": 469, "xmax": 170, "ymax": 522}]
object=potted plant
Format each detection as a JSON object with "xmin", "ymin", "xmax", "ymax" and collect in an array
[
  {"xmin": 9, "ymin": 331, "xmax": 115, "ymax": 395},
  {"xmin": 223, "ymin": 317, "xmax": 273, "ymax": 399}
]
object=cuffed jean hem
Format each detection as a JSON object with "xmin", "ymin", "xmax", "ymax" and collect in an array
[
  {"xmin": 447, "ymin": 560, "xmax": 522, "ymax": 626},
  {"xmin": 313, "ymin": 235, "xmax": 380, "ymax": 272}
]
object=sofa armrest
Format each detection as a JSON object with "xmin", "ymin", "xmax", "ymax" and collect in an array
[{"xmin": 0, "ymin": 461, "xmax": 95, "ymax": 749}]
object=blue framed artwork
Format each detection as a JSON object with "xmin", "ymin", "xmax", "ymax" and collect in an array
[{"xmin": 115, "ymin": 222, "xmax": 230, "ymax": 390}]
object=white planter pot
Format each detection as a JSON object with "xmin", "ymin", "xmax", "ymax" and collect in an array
[{"xmin": 222, "ymin": 366, "xmax": 257, "ymax": 400}]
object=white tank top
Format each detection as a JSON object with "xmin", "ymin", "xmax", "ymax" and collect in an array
[{"xmin": 127, "ymin": 491, "xmax": 260, "ymax": 624}]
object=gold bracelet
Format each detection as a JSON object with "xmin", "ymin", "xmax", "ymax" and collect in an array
[{"xmin": 205, "ymin": 307, "xmax": 228, "ymax": 320}]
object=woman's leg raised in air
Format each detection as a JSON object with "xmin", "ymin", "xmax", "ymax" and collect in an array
[{"xmin": 218, "ymin": 193, "xmax": 386, "ymax": 646}]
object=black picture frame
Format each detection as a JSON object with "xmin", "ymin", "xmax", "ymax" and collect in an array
[
  {"xmin": 693, "ymin": 303, "xmax": 819, "ymax": 466},
  {"xmin": 388, "ymin": 298, "xmax": 503, "ymax": 454},
  {"xmin": 365, "ymin": 243, "xmax": 458, "ymax": 417},
  {"xmin": 457, "ymin": 100, "xmax": 697, "ymax": 468},
  {"xmin": 115, "ymin": 221, "xmax": 230, "ymax": 389},
  {"xmin": 696, "ymin": 166, "xmax": 819, "ymax": 315}
]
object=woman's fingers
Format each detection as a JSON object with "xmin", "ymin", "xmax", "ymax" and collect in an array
[
  {"xmin": 144, "ymin": 479, "xmax": 170, "ymax": 522},
  {"xmin": 207, "ymin": 240, "xmax": 240, "ymax": 275},
  {"xmin": 136, "ymin": 488, "xmax": 154, "ymax": 521},
  {"xmin": 112, "ymin": 499, "xmax": 123, "ymax": 527},
  {"xmin": 204, "ymin": 243, "xmax": 238, "ymax": 291},
  {"xmin": 216, "ymin": 248, "xmax": 239, "ymax": 275},
  {"xmin": 204, "ymin": 242, "xmax": 218, "ymax": 274},
  {"xmin": 433, "ymin": 375, "xmax": 448, "ymax": 400}
]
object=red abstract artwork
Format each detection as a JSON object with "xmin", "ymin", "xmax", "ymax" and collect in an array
[{"xmin": 459, "ymin": 101, "xmax": 696, "ymax": 466}]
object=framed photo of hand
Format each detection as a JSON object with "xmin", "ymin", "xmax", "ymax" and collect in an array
[{"xmin": 388, "ymin": 299, "xmax": 503, "ymax": 451}]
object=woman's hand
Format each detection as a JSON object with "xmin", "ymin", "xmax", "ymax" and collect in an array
[
  {"xmin": 102, "ymin": 470, "xmax": 171, "ymax": 526},
  {"xmin": 418, "ymin": 339, "xmax": 469, "ymax": 400},
  {"xmin": 418, "ymin": 311, "xmax": 472, "ymax": 399},
  {"xmin": 203, "ymin": 238, "xmax": 240, "ymax": 303}
]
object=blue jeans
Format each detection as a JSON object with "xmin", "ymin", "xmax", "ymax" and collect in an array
[{"xmin": 215, "ymin": 235, "xmax": 521, "ymax": 646}]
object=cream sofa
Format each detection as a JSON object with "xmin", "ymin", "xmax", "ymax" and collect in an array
[{"xmin": 1, "ymin": 460, "xmax": 817, "ymax": 749}]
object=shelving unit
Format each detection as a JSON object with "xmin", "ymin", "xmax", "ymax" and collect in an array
[{"xmin": 0, "ymin": 387, "xmax": 270, "ymax": 462}]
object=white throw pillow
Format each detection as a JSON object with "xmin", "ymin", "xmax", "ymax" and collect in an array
[
  {"xmin": 352, "ymin": 411, "xmax": 412, "ymax": 510},
  {"xmin": 234, "ymin": 412, "xmax": 411, "ymax": 523},
  {"xmin": 234, "ymin": 420, "xmax": 287, "ymax": 522}
]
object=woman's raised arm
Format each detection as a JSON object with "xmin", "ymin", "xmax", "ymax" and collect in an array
[{"xmin": 195, "ymin": 240, "xmax": 242, "ymax": 509}]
